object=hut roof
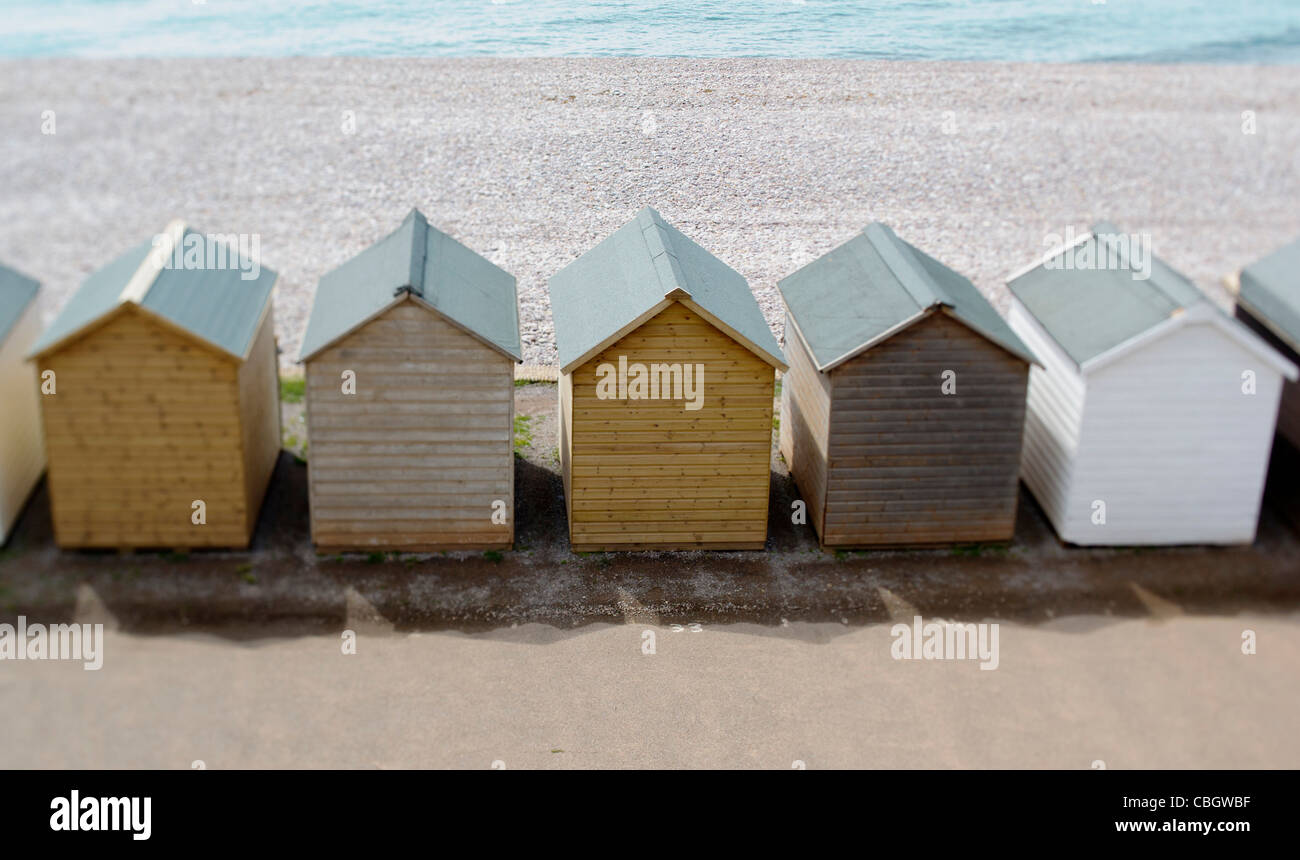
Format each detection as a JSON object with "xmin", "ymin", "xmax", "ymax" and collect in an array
[
  {"xmin": 1239, "ymin": 236, "xmax": 1300, "ymax": 353},
  {"xmin": 1007, "ymin": 221, "xmax": 1227, "ymax": 368},
  {"xmin": 29, "ymin": 221, "xmax": 277, "ymax": 360},
  {"xmin": 299, "ymin": 209, "xmax": 521, "ymax": 362},
  {"xmin": 549, "ymin": 206, "xmax": 786, "ymax": 373},
  {"xmin": 778, "ymin": 223, "xmax": 1037, "ymax": 371},
  {"xmin": 0, "ymin": 262, "xmax": 40, "ymax": 344}
]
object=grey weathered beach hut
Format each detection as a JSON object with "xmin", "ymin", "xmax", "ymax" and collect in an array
[
  {"xmin": 778, "ymin": 223, "xmax": 1037, "ymax": 547},
  {"xmin": 299, "ymin": 209, "xmax": 522, "ymax": 551},
  {"xmin": 1236, "ymin": 236, "xmax": 1300, "ymax": 450}
]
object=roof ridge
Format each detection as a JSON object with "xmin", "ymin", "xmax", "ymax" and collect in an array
[
  {"xmin": 121, "ymin": 219, "xmax": 185, "ymax": 306},
  {"xmin": 1090, "ymin": 220, "xmax": 1200, "ymax": 312},
  {"xmin": 401, "ymin": 208, "xmax": 429, "ymax": 298},
  {"xmin": 864, "ymin": 223, "xmax": 946, "ymax": 311},
  {"xmin": 637, "ymin": 207, "xmax": 691, "ymax": 299}
]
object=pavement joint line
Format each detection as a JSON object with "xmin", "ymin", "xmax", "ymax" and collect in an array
[
  {"xmin": 876, "ymin": 586, "xmax": 920, "ymax": 623},
  {"xmin": 1129, "ymin": 582, "xmax": 1185, "ymax": 620}
]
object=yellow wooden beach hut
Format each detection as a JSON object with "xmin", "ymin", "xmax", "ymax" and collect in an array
[
  {"xmin": 28, "ymin": 222, "xmax": 280, "ymax": 549},
  {"xmin": 549, "ymin": 207, "xmax": 787, "ymax": 551}
]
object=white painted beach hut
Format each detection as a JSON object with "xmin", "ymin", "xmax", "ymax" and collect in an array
[
  {"xmin": 0, "ymin": 263, "xmax": 45, "ymax": 544},
  {"xmin": 1006, "ymin": 222, "xmax": 1298, "ymax": 546}
]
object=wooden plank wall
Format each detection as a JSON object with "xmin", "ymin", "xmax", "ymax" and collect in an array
[
  {"xmin": 39, "ymin": 309, "xmax": 250, "ymax": 548},
  {"xmin": 567, "ymin": 301, "xmax": 773, "ymax": 550},
  {"xmin": 824, "ymin": 312, "xmax": 1027, "ymax": 546},
  {"xmin": 778, "ymin": 313, "xmax": 832, "ymax": 541},
  {"xmin": 236, "ymin": 309, "xmax": 281, "ymax": 538},
  {"xmin": 305, "ymin": 300, "xmax": 514, "ymax": 551},
  {"xmin": 0, "ymin": 297, "xmax": 46, "ymax": 542}
]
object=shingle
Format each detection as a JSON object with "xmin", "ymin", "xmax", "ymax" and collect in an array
[
  {"xmin": 779, "ymin": 223, "xmax": 1036, "ymax": 369},
  {"xmin": 1240, "ymin": 236, "xmax": 1300, "ymax": 353},
  {"xmin": 0, "ymin": 262, "xmax": 41, "ymax": 345},
  {"xmin": 299, "ymin": 209, "xmax": 520, "ymax": 362},
  {"xmin": 549, "ymin": 206, "xmax": 785, "ymax": 371}
]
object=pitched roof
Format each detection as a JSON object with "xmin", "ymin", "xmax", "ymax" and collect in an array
[
  {"xmin": 1239, "ymin": 236, "xmax": 1300, "ymax": 353},
  {"xmin": 548, "ymin": 206, "xmax": 786, "ymax": 372},
  {"xmin": 0, "ymin": 262, "xmax": 40, "ymax": 345},
  {"xmin": 778, "ymin": 223, "xmax": 1036, "ymax": 370},
  {"xmin": 29, "ymin": 221, "xmax": 277, "ymax": 360},
  {"xmin": 299, "ymin": 209, "xmax": 521, "ymax": 362},
  {"xmin": 1007, "ymin": 221, "xmax": 1214, "ymax": 367}
]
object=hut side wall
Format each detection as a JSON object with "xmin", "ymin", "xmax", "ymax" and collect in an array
[
  {"xmin": 0, "ymin": 299, "xmax": 46, "ymax": 542},
  {"xmin": 567, "ymin": 301, "xmax": 773, "ymax": 550},
  {"xmin": 778, "ymin": 312, "xmax": 831, "ymax": 541},
  {"xmin": 823, "ymin": 312, "xmax": 1027, "ymax": 546},
  {"xmin": 39, "ymin": 309, "xmax": 249, "ymax": 548},
  {"xmin": 305, "ymin": 300, "xmax": 514, "ymax": 550},
  {"xmin": 1068, "ymin": 322, "xmax": 1283, "ymax": 545},
  {"xmin": 1007, "ymin": 298, "xmax": 1087, "ymax": 539},
  {"xmin": 1235, "ymin": 305, "xmax": 1300, "ymax": 450},
  {"xmin": 236, "ymin": 308, "xmax": 281, "ymax": 537},
  {"xmin": 559, "ymin": 369, "xmax": 573, "ymax": 530}
]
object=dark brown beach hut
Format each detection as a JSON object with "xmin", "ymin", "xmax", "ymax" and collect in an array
[{"xmin": 778, "ymin": 223, "xmax": 1037, "ymax": 547}]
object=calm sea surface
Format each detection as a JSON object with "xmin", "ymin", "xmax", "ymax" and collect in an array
[{"xmin": 3, "ymin": 0, "xmax": 1299, "ymax": 61}]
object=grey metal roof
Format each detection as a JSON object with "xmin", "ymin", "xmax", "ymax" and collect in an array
[
  {"xmin": 0, "ymin": 262, "xmax": 40, "ymax": 345},
  {"xmin": 1007, "ymin": 221, "xmax": 1208, "ymax": 366},
  {"xmin": 549, "ymin": 206, "xmax": 786, "ymax": 371},
  {"xmin": 1239, "ymin": 236, "xmax": 1300, "ymax": 353},
  {"xmin": 29, "ymin": 225, "xmax": 276, "ymax": 359},
  {"xmin": 299, "ymin": 209, "xmax": 521, "ymax": 362},
  {"xmin": 778, "ymin": 223, "xmax": 1036, "ymax": 370}
]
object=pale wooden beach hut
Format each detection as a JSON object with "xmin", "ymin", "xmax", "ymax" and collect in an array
[
  {"xmin": 549, "ymin": 206, "xmax": 787, "ymax": 551},
  {"xmin": 1235, "ymin": 236, "xmax": 1300, "ymax": 450},
  {"xmin": 778, "ymin": 223, "xmax": 1038, "ymax": 547},
  {"xmin": 298, "ymin": 209, "xmax": 521, "ymax": 551},
  {"xmin": 1006, "ymin": 222, "xmax": 1297, "ymax": 546},
  {"xmin": 28, "ymin": 222, "xmax": 280, "ymax": 549},
  {"xmin": 0, "ymin": 263, "xmax": 45, "ymax": 544}
]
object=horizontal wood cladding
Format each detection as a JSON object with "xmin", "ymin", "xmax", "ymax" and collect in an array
[
  {"xmin": 237, "ymin": 309, "xmax": 281, "ymax": 538},
  {"xmin": 39, "ymin": 308, "xmax": 253, "ymax": 548},
  {"xmin": 822, "ymin": 312, "xmax": 1028, "ymax": 546},
  {"xmin": 0, "ymin": 299, "xmax": 46, "ymax": 543},
  {"xmin": 779, "ymin": 313, "xmax": 831, "ymax": 539},
  {"xmin": 566, "ymin": 301, "xmax": 773, "ymax": 550},
  {"xmin": 306, "ymin": 300, "xmax": 514, "ymax": 551}
]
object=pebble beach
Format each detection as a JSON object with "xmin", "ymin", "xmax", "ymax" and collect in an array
[{"xmin": 1, "ymin": 57, "xmax": 1298, "ymax": 369}]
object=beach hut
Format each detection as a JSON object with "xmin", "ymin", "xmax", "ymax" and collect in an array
[
  {"xmin": 549, "ymin": 206, "xmax": 787, "ymax": 551},
  {"xmin": 28, "ymin": 221, "xmax": 280, "ymax": 549},
  {"xmin": 1006, "ymin": 222, "xmax": 1297, "ymax": 546},
  {"xmin": 298, "ymin": 209, "xmax": 521, "ymax": 551},
  {"xmin": 1234, "ymin": 237, "xmax": 1300, "ymax": 450},
  {"xmin": 0, "ymin": 263, "xmax": 45, "ymax": 544},
  {"xmin": 777, "ymin": 223, "xmax": 1038, "ymax": 547}
]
